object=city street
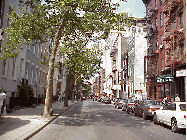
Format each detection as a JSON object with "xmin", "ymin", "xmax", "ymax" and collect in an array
[{"xmin": 30, "ymin": 99, "xmax": 186, "ymax": 140}]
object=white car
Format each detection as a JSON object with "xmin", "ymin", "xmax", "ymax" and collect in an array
[{"xmin": 153, "ymin": 102, "xmax": 186, "ymax": 133}]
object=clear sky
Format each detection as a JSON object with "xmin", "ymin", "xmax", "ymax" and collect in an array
[{"xmin": 116, "ymin": 0, "xmax": 146, "ymax": 18}]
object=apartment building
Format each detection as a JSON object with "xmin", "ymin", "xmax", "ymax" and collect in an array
[
  {"xmin": 0, "ymin": 0, "xmax": 66, "ymax": 109},
  {"xmin": 0, "ymin": 0, "xmax": 28, "ymax": 109},
  {"xmin": 143, "ymin": 0, "xmax": 186, "ymax": 101},
  {"xmin": 126, "ymin": 18, "xmax": 147, "ymax": 100}
]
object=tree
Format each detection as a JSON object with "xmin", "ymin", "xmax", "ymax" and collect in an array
[{"xmin": 1, "ymin": 0, "xmax": 134, "ymax": 116}]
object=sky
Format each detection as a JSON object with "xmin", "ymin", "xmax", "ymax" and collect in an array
[
  {"xmin": 41, "ymin": 0, "xmax": 146, "ymax": 18},
  {"xmin": 114, "ymin": 0, "xmax": 146, "ymax": 18}
]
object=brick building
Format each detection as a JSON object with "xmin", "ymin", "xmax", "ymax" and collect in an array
[{"xmin": 143, "ymin": 0, "xmax": 186, "ymax": 101}]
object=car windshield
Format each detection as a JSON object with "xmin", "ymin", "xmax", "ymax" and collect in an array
[
  {"xmin": 120, "ymin": 99, "xmax": 126, "ymax": 103},
  {"xmin": 128, "ymin": 99, "xmax": 134, "ymax": 103},
  {"xmin": 146, "ymin": 100, "xmax": 159, "ymax": 105},
  {"xmin": 179, "ymin": 104, "xmax": 186, "ymax": 111}
]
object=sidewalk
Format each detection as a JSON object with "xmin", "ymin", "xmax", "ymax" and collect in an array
[{"xmin": 0, "ymin": 100, "xmax": 78, "ymax": 140}]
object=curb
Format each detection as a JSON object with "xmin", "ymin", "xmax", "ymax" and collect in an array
[{"xmin": 23, "ymin": 101, "xmax": 79, "ymax": 140}]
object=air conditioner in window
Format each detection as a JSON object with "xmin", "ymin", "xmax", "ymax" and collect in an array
[{"xmin": 159, "ymin": 45, "xmax": 163, "ymax": 49}]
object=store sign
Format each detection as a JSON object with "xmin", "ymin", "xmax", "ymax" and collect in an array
[
  {"xmin": 176, "ymin": 69, "xmax": 186, "ymax": 77},
  {"xmin": 157, "ymin": 74, "xmax": 174, "ymax": 83}
]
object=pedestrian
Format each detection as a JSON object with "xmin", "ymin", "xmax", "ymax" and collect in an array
[
  {"xmin": 175, "ymin": 94, "xmax": 180, "ymax": 102},
  {"xmin": 162, "ymin": 96, "xmax": 167, "ymax": 104},
  {"xmin": 0, "ymin": 88, "xmax": 7, "ymax": 115}
]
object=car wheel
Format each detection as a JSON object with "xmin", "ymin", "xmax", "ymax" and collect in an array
[
  {"xmin": 127, "ymin": 108, "xmax": 132, "ymax": 114},
  {"xmin": 117, "ymin": 105, "xmax": 119, "ymax": 109},
  {"xmin": 142, "ymin": 111, "xmax": 147, "ymax": 120},
  {"xmin": 134, "ymin": 110, "xmax": 137, "ymax": 116},
  {"xmin": 171, "ymin": 118, "xmax": 178, "ymax": 133},
  {"xmin": 114, "ymin": 105, "xmax": 116, "ymax": 108},
  {"xmin": 153, "ymin": 114, "xmax": 158, "ymax": 124}
]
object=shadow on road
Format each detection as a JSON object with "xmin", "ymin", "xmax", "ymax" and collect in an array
[
  {"xmin": 52, "ymin": 101, "xmax": 152, "ymax": 129},
  {"xmin": 0, "ymin": 117, "xmax": 30, "ymax": 136}
]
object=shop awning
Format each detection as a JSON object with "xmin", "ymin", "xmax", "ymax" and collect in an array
[{"xmin": 157, "ymin": 74, "xmax": 174, "ymax": 83}]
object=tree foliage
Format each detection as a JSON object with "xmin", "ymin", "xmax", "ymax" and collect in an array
[{"xmin": 1, "ymin": 0, "xmax": 134, "ymax": 115}]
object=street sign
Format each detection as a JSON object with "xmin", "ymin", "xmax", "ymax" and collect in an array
[{"xmin": 157, "ymin": 74, "xmax": 174, "ymax": 83}]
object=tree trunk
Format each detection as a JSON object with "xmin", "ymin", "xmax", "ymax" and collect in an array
[{"xmin": 43, "ymin": 20, "xmax": 64, "ymax": 116}]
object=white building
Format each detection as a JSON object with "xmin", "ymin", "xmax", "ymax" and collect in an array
[{"xmin": 102, "ymin": 18, "xmax": 147, "ymax": 100}]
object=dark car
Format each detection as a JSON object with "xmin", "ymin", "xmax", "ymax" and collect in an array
[
  {"xmin": 115, "ymin": 99, "xmax": 127, "ymax": 109},
  {"xmin": 103, "ymin": 97, "xmax": 111, "ymax": 104},
  {"xmin": 122, "ymin": 99, "xmax": 139, "ymax": 114},
  {"xmin": 113, "ymin": 98, "xmax": 122, "ymax": 108},
  {"xmin": 134, "ymin": 100, "xmax": 164, "ymax": 119}
]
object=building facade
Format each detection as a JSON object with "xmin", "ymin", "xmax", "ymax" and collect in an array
[{"xmin": 143, "ymin": 0, "xmax": 186, "ymax": 101}]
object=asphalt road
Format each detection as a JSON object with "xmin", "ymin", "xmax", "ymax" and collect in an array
[{"xmin": 30, "ymin": 99, "xmax": 186, "ymax": 140}]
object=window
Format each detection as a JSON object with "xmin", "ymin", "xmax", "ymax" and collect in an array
[
  {"xmin": 7, "ymin": 59, "xmax": 9, "ymax": 77},
  {"xmin": 20, "ymin": 58, "xmax": 24, "ymax": 78},
  {"xmin": 132, "ymin": 27, "xmax": 136, "ymax": 32},
  {"xmin": 7, "ymin": 6, "xmax": 13, "ymax": 26},
  {"xmin": 12, "ymin": 58, "xmax": 16, "ymax": 78},
  {"xmin": 158, "ymin": 85, "xmax": 163, "ymax": 98},
  {"xmin": 38, "ymin": 44, "xmax": 40, "ymax": 57},
  {"xmin": 179, "ymin": 12, "xmax": 183, "ymax": 28},
  {"xmin": 156, "ymin": 61, "xmax": 159, "ymax": 76},
  {"xmin": 26, "ymin": 61, "xmax": 29, "ymax": 79},
  {"xmin": 39, "ymin": 69, "xmax": 42, "ymax": 85},
  {"xmin": 180, "ymin": 43, "xmax": 184, "ymax": 56},
  {"xmin": 33, "ymin": 43, "xmax": 36, "ymax": 54},
  {"xmin": 31, "ymin": 64, "xmax": 34, "ymax": 84},
  {"xmin": 143, "ymin": 28, "xmax": 146, "ymax": 32},
  {"xmin": 159, "ymin": 0, "xmax": 162, "ymax": 6},
  {"xmin": 161, "ymin": 58, "xmax": 164, "ymax": 70},
  {"xmin": 40, "ymin": 45, "xmax": 43, "ymax": 59},
  {"xmin": 2, "ymin": 59, "xmax": 6, "ymax": 76},
  {"xmin": 160, "ymin": 12, "xmax": 163, "ymax": 27},
  {"xmin": 155, "ymin": 0, "xmax": 157, "ymax": 7},
  {"xmin": 173, "ymin": 19, "xmax": 176, "ymax": 30},
  {"xmin": 156, "ymin": 38, "xmax": 158, "ymax": 51},
  {"xmin": 155, "ymin": 17, "xmax": 158, "ymax": 30},
  {"xmin": 179, "ymin": 104, "xmax": 186, "ymax": 111},
  {"xmin": 35, "ymin": 66, "xmax": 38, "ymax": 81},
  {"xmin": 160, "ymin": 35, "xmax": 163, "ymax": 45},
  {"xmin": 28, "ymin": 44, "xmax": 31, "ymax": 51},
  {"xmin": 138, "ymin": 28, "xmax": 141, "ymax": 33}
]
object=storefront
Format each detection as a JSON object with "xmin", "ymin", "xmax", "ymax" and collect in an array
[
  {"xmin": 157, "ymin": 74, "xmax": 175, "ymax": 101},
  {"xmin": 176, "ymin": 69, "xmax": 186, "ymax": 101}
]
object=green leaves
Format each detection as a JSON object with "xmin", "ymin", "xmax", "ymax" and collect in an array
[{"xmin": 2, "ymin": 0, "xmax": 134, "ymax": 78}]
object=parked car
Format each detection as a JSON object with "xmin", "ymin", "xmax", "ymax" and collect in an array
[
  {"xmin": 93, "ymin": 96, "xmax": 98, "ymax": 101},
  {"xmin": 113, "ymin": 98, "xmax": 122, "ymax": 108},
  {"xmin": 103, "ymin": 97, "xmax": 111, "ymax": 104},
  {"xmin": 134, "ymin": 100, "xmax": 164, "ymax": 119},
  {"xmin": 153, "ymin": 102, "xmax": 186, "ymax": 133},
  {"xmin": 122, "ymin": 99, "xmax": 139, "ymax": 114},
  {"xmin": 100, "ymin": 96, "xmax": 106, "ymax": 103},
  {"xmin": 116, "ymin": 99, "xmax": 127, "ymax": 109}
]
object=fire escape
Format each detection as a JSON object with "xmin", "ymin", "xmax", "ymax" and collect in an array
[
  {"xmin": 145, "ymin": 5, "xmax": 158, "ymax": 79},
  {"xmin": 163, "ymin": 0, "xmax": 185, "ymax": 68}
]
